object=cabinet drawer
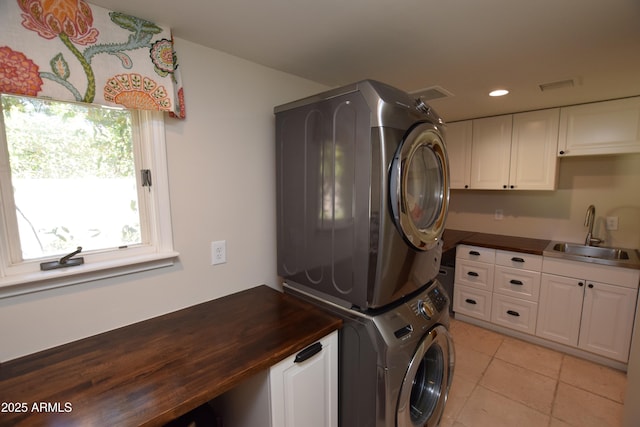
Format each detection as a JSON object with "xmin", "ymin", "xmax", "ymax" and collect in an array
[
  {"xmin": 453, "ymin": 285, "xmax": 492, "ymax": 321},
  {"xmin": 494, "ymin": 266, "xmax": 541, "ymax": 301},
  {"xmin": 495, "ymin": 250, "xmax": 542, "ymax": 271},
  {"xmin": 491, "ymin": 294, "xmax": 537, "ymax": 334},
  {"xmin": 456, "ymin": 245, "xmax": 496, "ymax": 263},
  {"xmin": 455, "ymin": 259, "xmax": 494, "ymax": 291}
]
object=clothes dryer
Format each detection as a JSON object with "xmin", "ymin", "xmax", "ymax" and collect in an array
[{"xmin": 275, "ymin": 80, "xmax": 450, "ymax": 310}]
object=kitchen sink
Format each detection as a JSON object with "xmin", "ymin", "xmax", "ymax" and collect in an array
[
  {"xmin": 551, "ymin": 242, "xmax": 629, "ymax": 260},
  {"xmin": 544, "ymin": 241, "xmax": 640, "ymax": 269}
]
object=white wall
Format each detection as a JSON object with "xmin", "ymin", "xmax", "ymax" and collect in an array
[
  {"xmin": 0, "ymin": 38, "xmax": 328, "ymax": 362},
  {"xmin": 446, "ymin": 153, "xmax": 640, "ymax": 248}
]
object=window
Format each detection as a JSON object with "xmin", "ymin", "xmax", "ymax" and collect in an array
[{"xmin": 0, "ymin": 94, "xmax": 177, "ymax": 297}]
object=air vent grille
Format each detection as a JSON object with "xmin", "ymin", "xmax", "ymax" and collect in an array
[
  {"xmin": 539, "ymin": 79, "xmax": 575, "ymax": 92},
  {"xmin": 411, "ymin": 85, "xmax": 454, "ymax": 101}
]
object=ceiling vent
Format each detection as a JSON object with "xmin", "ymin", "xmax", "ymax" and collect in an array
[
  {"xmin": 411, "ymin": 85, "xmax": 454, "ymax": 101},
  {"xmin": 539, "ymin": 78, "xmax": 576, "ymax": 92}
]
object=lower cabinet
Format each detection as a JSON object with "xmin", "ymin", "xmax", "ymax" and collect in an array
[
  {"xmin": 210, "ymin": 331, "xmax": 338, "ymax": 427},
  {"xmin": 536, "ymin": 274, "xmax": 637, "ymax": 362},
  {"xmin": 454, "ymin": 245, "xmax": 640, "ymax": 366},
  {"xmin": 270, "ymin": 331, "xmax": 338, "ymax": 427}
]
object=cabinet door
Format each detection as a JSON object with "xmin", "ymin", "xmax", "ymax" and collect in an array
[
  {"xmin": 270, "ymin": 331, "xmax": 338, "ymax": 427},
  {"xmin": 455, "ymin": 259, "xmax": 495, "ymax": 292},
  {"xmin": 453, "ymin": 284, "xmax": 492, "ymax": 320},
  {"xmin": 579, "ymin": 281, "xmax": 637, "ymax": 362},
  {"xmin": 558, "ymin": 97, "xmax": 640, "ymax": 156},
  {"xmin": 536, "ymin": 274, "xmax": 584, "ymax": 346},
  {"xmin": 446, "ymin": 121, "xmax": 472, "ymax": 189},
  {"xmin": 510, "ymin": 109, "xmax": 559, "ymax": 190},
  {"xmin": 470, "ymin": 115, "xmax": 513, "ymax": 189}
]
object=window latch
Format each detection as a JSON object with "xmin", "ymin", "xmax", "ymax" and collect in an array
[
  {"xmin": 40, "ymin": 246, "xmax": 84, "ymax": 271},
  {"xmin": 141, "ymin": 169, "xmax": 152, "ymax": 191}
]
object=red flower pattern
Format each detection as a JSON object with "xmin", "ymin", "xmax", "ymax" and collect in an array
[
  {"xmin": 18, "ymin": 0, "xmax": 98, "ymax": 45},
  {"xmin": 0, "ymin": 46, "xmax": 43, "ymax": 96}
]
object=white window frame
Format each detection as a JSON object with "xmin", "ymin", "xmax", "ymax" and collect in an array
[{"xmin": 0, "ymin": 107, "xmax": 178, "ymax": 298}]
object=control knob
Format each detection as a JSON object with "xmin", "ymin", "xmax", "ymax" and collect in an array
[{"xmin": 417, "ymin": 299, "xmax": 434, "ymax": 320}]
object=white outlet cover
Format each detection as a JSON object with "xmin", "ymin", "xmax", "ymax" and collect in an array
[{"xmin": 211, "ymin": 240, "xmax": 227, "ymax": 265}]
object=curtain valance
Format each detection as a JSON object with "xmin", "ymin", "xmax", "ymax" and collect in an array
[{"xmin": 0, "ymin": 0, "xmax": 186, "ymax": 118}]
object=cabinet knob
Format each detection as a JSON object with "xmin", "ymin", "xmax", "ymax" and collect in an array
[
  {"xmin": 467, "ymin": 271, "xmax": 479, "ymax": 277},
  {"xmin": 578, "ymin": 282, "xmax": 584, "ymax": 287},
  {"xmin": 464, "ymin": 184, "xmax": 469, "ymax": 189},
  {"xmin": 503, "ymin": 185, "xmax": 508, "ymax": 189},
  {"xmin": 510, "ymin": 185, "xmax": 515, "ymax": 189},
  {"xmin": 588, "ymin": 283, "xmax": 594, "ymax": 288},
  {"xmin": 465, "ymin": 298, "xmax": 477, "ymax": 305},
  {"xmin": 507, "ymin": 310, "xmax": 520, "ymax": 317},
  {"xmin": 559, "ymin": 150, "xmax": 565, "ymax": 155}
]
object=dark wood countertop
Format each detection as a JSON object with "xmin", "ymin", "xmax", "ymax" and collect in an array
[
  {"xmin": 0, "ymin": 285, "xmax": 342, "ymax": 427},
  {"xmin": 442, "ymin": 229, "xmax": 550, "ymax": 255}
]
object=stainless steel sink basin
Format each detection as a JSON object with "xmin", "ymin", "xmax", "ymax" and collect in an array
[
  {"xmin": 551, "ymin": 242, "xmax": 630, "ymax": 260},
  {"xmin": 544, "ymin": 241, "xmax": 640, "ymax": 269}
]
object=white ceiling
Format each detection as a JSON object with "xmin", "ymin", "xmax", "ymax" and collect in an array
[{"xmin": 91, "ymin": 0, "xmax": 640, "ymax": 121}]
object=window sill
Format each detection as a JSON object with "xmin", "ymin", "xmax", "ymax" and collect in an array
[{"xmin": 0, "ymin": 251, "xmax": 179, "ymax": 299}]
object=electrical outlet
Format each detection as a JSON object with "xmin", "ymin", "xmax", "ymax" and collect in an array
[
  {"xmin": 606, "ymin": 216, "xmax": 619, "ymax": 231},
  {"xmin": 494, "ymin": 209, "xmax": 504, "ymax": 220},
  {"xmin": 211, "ymin": 240, "xmax": 227, "ymax": 265}
]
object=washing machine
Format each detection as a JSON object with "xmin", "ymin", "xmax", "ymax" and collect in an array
[
  {"xmin": 285, "ymin": 279, "xmax": 454, "ymax": 427},
  {"xmin": 275, "ymin": 80, "xmax": 450, "ymax": 310}
]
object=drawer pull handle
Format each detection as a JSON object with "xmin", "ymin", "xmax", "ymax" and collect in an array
[
  {"xmin": 465, "ymin": 298, "xmax": 477, "ymax": 305},
  {"xmin": 507, "ymin": 310, "xmax": 520, "ymax": 317},
  {"xmin": 469, "ymin": 250, "xmax": 480, "ymax": 256},
  {"xmin": 510, "ymin": 279, "xmax": 524, "ymax": 286},
  {"xmin": 467, "ymin": 271, "xmax": 479, "ymax": 277},
  {"xmin": 294, "ymin": 342, "xmax": 323, "ymax": 363},
  {"xmin": 511, "ymin": 257, "xmax": 525, "ymax": 263}
]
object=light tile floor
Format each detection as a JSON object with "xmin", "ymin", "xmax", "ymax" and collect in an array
[{"xmin": 441, "ymin": 318, "xmax": 627, "ymax": 427}]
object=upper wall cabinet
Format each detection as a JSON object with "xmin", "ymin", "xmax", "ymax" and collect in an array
[
  {"xmin": 470, "ymin": 115, "xmax": 513, "ymax": 190},
  {"xmin": 558, "ymin": 97, "xmax": 640, "ymax": 156},
  {"xmin": 446, "ymin": 121, "xmax": 472, "ymax": 189},
  {"xmin": 510, "ymin": 109, "xmax": 560, "ymax": 190},
  {"xmin": 447, "ymin": 109, "xmax": 559, "ymax": 190}
]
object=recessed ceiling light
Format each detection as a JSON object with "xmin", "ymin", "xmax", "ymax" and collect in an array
[{"xmin": 489, "ymin": 89, "xmax": 509, "ymax": 97}]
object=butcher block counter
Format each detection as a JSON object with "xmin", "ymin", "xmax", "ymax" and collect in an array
[{"xmin": 0, "ymin": 285, "xmax": 342, "ymax": 427}]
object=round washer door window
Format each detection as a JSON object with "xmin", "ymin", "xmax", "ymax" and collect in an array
[
  {"xmin": 390, "ymin": 123, "xmax": 449, "ymax": 250},
  {"xmin": 396, "ymin": 325, "xmax": 454, "ymax": 427}
]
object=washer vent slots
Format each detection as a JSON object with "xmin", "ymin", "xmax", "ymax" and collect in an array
[{"xmin": 411, "ymin": 85, "xmax": 454, "ymax": 101}]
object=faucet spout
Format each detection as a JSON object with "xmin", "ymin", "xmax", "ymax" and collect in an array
[{"xmin": 584, "ymin": 204, "xmax": 603, "ymax": 246}]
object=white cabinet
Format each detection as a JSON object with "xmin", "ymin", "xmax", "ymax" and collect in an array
[
  {"xmin": 213, "ymin": 331, "xmax": 338, "ymax": 427},
  {"xmin": 558, "ymin": 96, "xmax": 640, "ymax": 156},
  {"xmin": 448, "ymin": 109, "xmax": 559, "ymax": 190},
  {"xmin": 453, "ymin": 245, "xmax": 495, "ymax": 321},
  {"xmin": 510, "ymin": 109, "xmax": 560, "ymax": 190},
  {"xmin": 490, "ymin": 250, "xmax": 542, "ymax": 334},
  {"xmin": 270, "ymin": 331, "xmax": 338, "ymax": 427},
  {"xmin": 446, "ymin": 120, "xmax": 472, "ymax": 189},
  {"xmin": 537, "ymin": 259, "xmax": 639, "ymax": 362},
  {"xmin": 469, "ymin": 115, "xmax": 513, "ymax": 189},
  {"xmin": 453, "ymin": 245, "xmax": 543, "ymax": 335}
]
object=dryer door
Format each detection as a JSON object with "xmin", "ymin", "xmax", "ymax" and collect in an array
[
  {"xmin": 390, "ymin": 123, "xmax": 449, "ymax": 251},
  {"xmin": 396, "ymin": 325, "xmax": 454, "ymax": 427}
]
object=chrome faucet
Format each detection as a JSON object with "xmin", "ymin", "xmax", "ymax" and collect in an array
[{"xmin": 584, "ymin": 205, "xmax": 603, "ymax": 246}]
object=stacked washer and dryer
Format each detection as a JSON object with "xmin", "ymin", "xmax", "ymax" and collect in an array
[{"xmin": 275, "ymin": 80, "xmax": 454, "ymax": 427}]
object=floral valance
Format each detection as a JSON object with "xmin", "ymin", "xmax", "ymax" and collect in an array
[{"xmin": 0, "ymin": 0, "xmax": 185, "ymax": 118}]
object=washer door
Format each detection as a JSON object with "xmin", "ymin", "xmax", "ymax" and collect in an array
[
  {"xmin": 390, "ymin": 123, "xmax": 449, "ymax": 251},
  {"xmin": 396, "ymin": 325, "xmax": 454, "ymax": 427}
]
